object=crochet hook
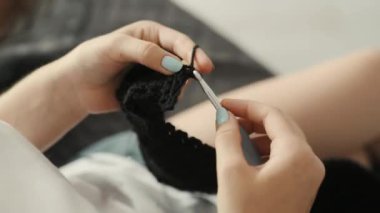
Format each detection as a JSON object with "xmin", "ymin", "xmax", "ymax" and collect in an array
[{"xmin": 193, "ymin": 70, "xmax": 262, "ymax": 165}]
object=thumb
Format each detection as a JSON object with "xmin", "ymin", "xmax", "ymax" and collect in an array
[{"xmin": 215, "ymin": 108, "xmax": 246, "ymax": 169}]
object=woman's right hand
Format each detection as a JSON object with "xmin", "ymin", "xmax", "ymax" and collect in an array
[{"xmin": 215, "ymin": 99, "xmax": 325, "ymax": 213}]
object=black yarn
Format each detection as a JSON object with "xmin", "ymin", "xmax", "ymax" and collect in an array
[
  {"xmin": 189, "ymin": 44, "xmax": 199, "ymax": 67},
  {"xmin": 116, "ymin": 47, "xmax": 217, "ymax": 193}
]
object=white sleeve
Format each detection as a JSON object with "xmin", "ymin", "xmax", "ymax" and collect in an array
[{"xmin": 0, "ymin": 121, "xmax": 98, "ymax": 213}]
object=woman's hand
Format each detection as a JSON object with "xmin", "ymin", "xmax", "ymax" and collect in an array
[
  {"xmin": 62, "ymin": 20, "xmax": 213, "ymax": 114},
  {"xmin": 215, "ymin": 99, "xmax": 325, "ymax": 213},
  {"xmin": 0, "ymin": 20, "xmax": 213, "ymax": 150}
]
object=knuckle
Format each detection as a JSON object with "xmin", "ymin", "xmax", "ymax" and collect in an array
[
  {"xmin": 140, "ymin": 42, "xmax": 159, "ymax": 61},
  {"xmin": 305, "ymin": 157, "xmax": 325, "ymax": 184},
  {"xmin": 247, "ymin": 101, "xmax": 258, "ymax": 113},
  {"xmin": 317, "ymin": 160, "xmax": 326, "ymax": 181},
  {"xmin": 136, "ymin": 20, "xmax": 159, "ymax": 33},
  {"xmin": 110, "ymin": 33, "xmax": 128, "ymax": 47},
  {"xmin": 219, "ymin": 159, "xmax": 246, "ymax": 178},
  {"xmin": 215, "ymin": 127, "xmax": 235, "ymax": 141},
  {"xmin": 292, "ymin": 147, "xmax": 325, "ymax": 181},
  {"xmin": 270, "ymin": 106, "xmax": 284, "ymax": 116},
  {"xmin": 217, "ymin": 127, "xmax": 232, "ymax": 136},
  {"xmin": 176, "ymin": 34, "xmax": 192, "ymax": 45},
  {"xmin": 292, "ymin": 123, "xmax": 307, "ymax": 140},
  {"xmin": 135, "ymin": 20, "xmax": 159, "ymax": 27},
  {"xmin": 293, "ymin": 146, "xmax": 314, "ymax": 164},
  {"xmin": 123, "ymin": 20, "xmax": 160, "ymax": 38},
  {"xmin": 174, "ymin": 35, "xmax": 194, "ymax": 58},
  {"xmin": 283, "ymin": 115, "xmax": 306, "ymax": 138},
  {"xmin": 312, "ymin": 158, "xmax": 326, "ymax": 182},
  {"xmin": 76, "ymin": 35, "xmax": 117, "ymax": 59},
  {"xmin": 106, "ymin": 34, "xmax": 130, "ymax": 62},
  {"xmin": 250, "ymin": 102, "xmax": 283, "ymax": 119}
]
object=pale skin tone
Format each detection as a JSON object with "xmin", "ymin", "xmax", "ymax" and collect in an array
[
  {"xmin": 170, "ymin": 49, "xmax": 380, "ymax": 167},
  {"xmin": 215, "ymin": 99, "xmax": 324, "ymax": 213},
  {"xmin": 3, "ymin": 19, "xmax": 379, "ymax": 212},
  {"xmin": 0, "ymin": 21, "xmax": 214, "ymax": 150}
]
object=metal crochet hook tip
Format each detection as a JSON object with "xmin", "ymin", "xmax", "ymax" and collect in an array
[
  {"xmin": 193, "ymin": 70, "xmax": 262, "ymax": 166},
  {"xmin": 193, "ymin": 70, "xmax": 223, "ymax": 110}
]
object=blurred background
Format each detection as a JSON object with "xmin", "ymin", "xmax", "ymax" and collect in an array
[
  {"xmin": 173, "ymin": 0, "xmax": 380, "ymax": 74},
  {"xmin": 0, "ymin": 0, "xmax": 378, "ymax": 165}
]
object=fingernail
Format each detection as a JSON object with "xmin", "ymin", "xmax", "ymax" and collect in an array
[
  {"xmin": 161, "ymin": 56, "xmax": 183, "ymax": 73},
  {"xmin": 216, "ymin": 107, "xmax": 229, "ymax": 125}
]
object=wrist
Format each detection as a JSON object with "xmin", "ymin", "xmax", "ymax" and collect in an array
[
  {"xmin": 47, "ymin": 58, "xmax": 89, "ymax": 119},
  {"xmin": 0, "ymin": 59, "xmax": 88, "ymax": 150}
]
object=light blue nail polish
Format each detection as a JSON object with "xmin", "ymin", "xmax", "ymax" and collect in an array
[
  {"xmin": 161, "ymin": 56, "xmax": 183, "ymax": 73},
  {"xmin": 216, "ymin": 107, "xmax": 229, "ymax": 125}
]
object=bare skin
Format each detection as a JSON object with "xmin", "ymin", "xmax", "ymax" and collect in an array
[
  {"xmin": 215, "ymin": 99, "xmax": 324, "ymax": 213},
  {"xmin": 170, "ymin": 49, "xmax": 380, "ymax": 166},
  {"xmin": 0, "ymin": 21, "xmax": 214, "ymax": 151},
  {"xmin": 0, "ymin": 16, "xmax": 375, "ymax": 212}
]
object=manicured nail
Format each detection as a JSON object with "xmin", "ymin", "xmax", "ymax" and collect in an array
[
  {"xmin": 161, "ymin": 56, "xmax": 183, "ymax": 73},
  {"xmin": 216, "ymin": 107, "xmax": 229, "ymax": 125}
]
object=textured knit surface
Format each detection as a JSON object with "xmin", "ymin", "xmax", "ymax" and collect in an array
[
  {"xmin": 117, "ymin": 63, "xmax": 380, "ymax": 207},
  {"xmin": 117, "ymin": 64, "xmax": 217, "ymax": 193}
]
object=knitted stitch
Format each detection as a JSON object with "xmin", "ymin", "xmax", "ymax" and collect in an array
[{"xmin": 116, "ymin": 49, "xmax": 217, "ymax": 193}]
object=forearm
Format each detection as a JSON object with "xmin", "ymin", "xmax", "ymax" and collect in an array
[
  {"xmin": 271, "ymin": 50, "xmax": 380, "ymax": 158},
  {"xmin": 170, "ymin": 50, "xmax": 380, "ymax": 159},
  {"xmin": 251, "ymin": 52, "xmax": 380, "ymax": 158},
  {"xmin": 0, "ymin": 21, "xmax": 215, "ymax": 152},
  {"xmin": 0, "ymin": 58, "xmax": 87, "ymax": 150}
]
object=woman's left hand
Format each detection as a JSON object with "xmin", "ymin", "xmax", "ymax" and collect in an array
[
  {"xmin": 61, "ymin": 20, "xmax": 214, "ymax": 114},
  {"xmin": 0, "ymin": 20, "xmax": 213, "ymax": 149}
]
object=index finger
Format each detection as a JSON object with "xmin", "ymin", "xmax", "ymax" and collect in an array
[
  {"xmin": 222, "ymin": 99, "xmax": 305, "ymax": 144},
  {"xmin": 120, "ymin": 21, "xmax": 214, "ymax": 73}
]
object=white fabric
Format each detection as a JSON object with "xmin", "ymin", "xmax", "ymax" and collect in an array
[{"xmin": 0, "ymin": 121, "xmax": 216, "ymax": 213}]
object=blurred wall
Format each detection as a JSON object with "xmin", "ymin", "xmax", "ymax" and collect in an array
[{"xmin": 172, "ymin": 0, "xmax": 380, "ymax": 74}]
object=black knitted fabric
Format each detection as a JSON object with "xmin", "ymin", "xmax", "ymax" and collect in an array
[
  {"xmin": 116, "ymin": 63, "xmax": 217, "ymax": 193},
  {"xmin": 115, "ymin": 54, "xmax": 380, "ymax": 210},
  {"xmin": 116, "ymin": 64, "xmax": 380, "ymax": 212}
]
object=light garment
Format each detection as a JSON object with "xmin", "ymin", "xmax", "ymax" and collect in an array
[{"xmin": 0, "ymin": 121, "xmax": 216, "ymax": 213}]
